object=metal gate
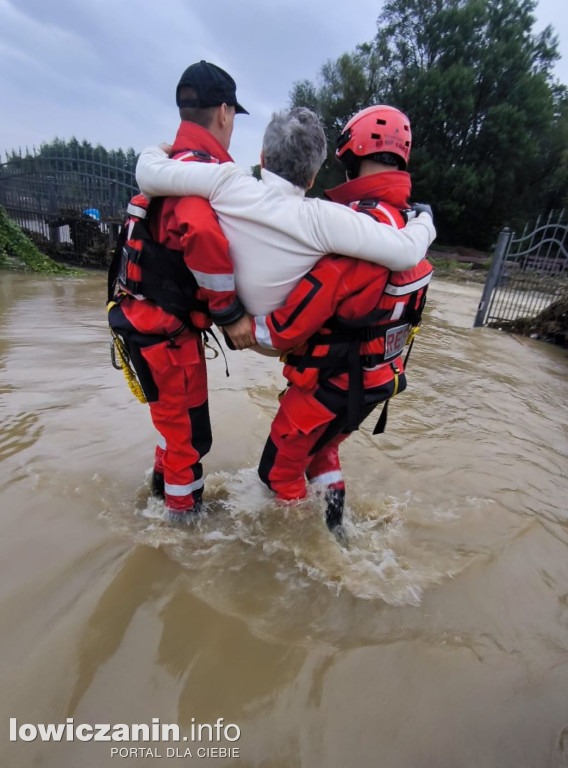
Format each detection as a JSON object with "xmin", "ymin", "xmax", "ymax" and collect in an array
[
  {"xmin": 0, "ymin": 149, "xmax": 138, "ymax": 266},
  {"xmin": 473, "ymin": 211, "xmax": 568, "ymax": 327}
]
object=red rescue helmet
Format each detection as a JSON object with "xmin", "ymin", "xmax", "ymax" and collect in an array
[{"xmin": 336, "ymin": 105, "xmax": 412, "ymax": 177}]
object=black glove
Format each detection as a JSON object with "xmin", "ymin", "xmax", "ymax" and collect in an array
[{"xmin": 411, "ymin": 202, "xmax": 434, "ymax": 221}]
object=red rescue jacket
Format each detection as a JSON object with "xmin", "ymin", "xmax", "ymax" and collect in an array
[
  {"xmin": 252, "ymin": 171, "xmax": 433, "ymax": 393},
  {"xmin": 114, "ymin": 122, "xmax": 243, "ymax": 337}
]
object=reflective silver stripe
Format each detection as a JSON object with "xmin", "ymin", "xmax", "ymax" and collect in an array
[
  {"xmin": 156, "ymin": 434, "xmax": 167, "ymax": 450},
  {"xmin": 127, "ymin": 203, "xmax": 147, "ymax": 219},
  {"xmin": 191, "ymin": 270, "xmax": 235, "ymax": 292},
  {"xmin": 175, "ymin": 151, "xmax": 197, "ymax": 162},
  {"xmin": 165, "ymin": 477, "xmax": 204, "ymax": 496},
  {"xmin": 384, "ymin": 273, "xmax": 432, "ymax": 296},
  {"xmin": 175, "ymin": 151, "xmax": 220, "ymax": 164},
  {"xmin": 254, "ymin": 316, "xmax": 275, "ymax": 349},
  {"xmin": 309, "ymin": 470, "xmax": 343, "ymax": 486},
  {"xmin": 375, "ymin": 203, "xmax": 397, "ymax": 227},
  {"xmin": 391, "ymin": 300, "xmax": 405, "ymax": 321}
]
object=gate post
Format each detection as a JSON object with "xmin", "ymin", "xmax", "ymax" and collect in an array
[
  {"xmin": 47, "ymin": 177, "xmax": 59, "ymax": 244},
  {"xmin": 109, "ymin": 180, "xmax": 118, "ymax": 217},
  {"xmin": 473, "ymin": 227, "xmax": 511, "ymax": 327}
]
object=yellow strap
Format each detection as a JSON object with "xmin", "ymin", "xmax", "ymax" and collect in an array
[
  {"xmin": 110, "ymin": 333, "xmax": 147, "ymax": 404},
  {"xmin": 407, "ymin": 325, "xmax": 419, "ymax": 344},
  {"xmin": 107, "ymin": 301, "xmax": 147, "ymax": 404},
  {"xmin": 391, "ymin": 363, "xmax": 400, "ymax": 397}
]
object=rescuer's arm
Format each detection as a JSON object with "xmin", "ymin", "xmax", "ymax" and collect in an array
[
  {"xmin": 309, "ymin": 198, "xmax": 436, "ymax": 272},
  {"xmin": 252, "ymin": 257, "xmax": 345, "ymax": 351},
  {"xmin": 175, "ymin": 196, "xmax": 245, "ymax": 329}
]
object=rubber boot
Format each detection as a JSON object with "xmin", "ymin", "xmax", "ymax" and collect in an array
[
  {"xmin": 324, "ymin": 487, "xmax": 345, "ymax": 532},
  {"xmin": 151, "ymin": 470, "xmax": 165, "ymax": 499},
  {"xmin": 165, "ymin": 493, "xmax": 203, "ymax": 526}
]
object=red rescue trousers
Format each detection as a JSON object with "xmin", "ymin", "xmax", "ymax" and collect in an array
[
  {"xmin": 126, "ymin": 327, "xmax": 211, "ymax": 512},
  {"xmin": 258, "ymin": 373, "xmax": 406, "ymax": 501}
]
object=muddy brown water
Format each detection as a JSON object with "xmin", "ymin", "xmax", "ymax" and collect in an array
[{"xmin": 0, "ymin": 272, "xmax": 567, "ymax": 768}]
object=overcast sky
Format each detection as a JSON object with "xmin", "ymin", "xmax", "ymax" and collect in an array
[{"xmin": 1, "ymin": 0, "xmax": 566, "ymax": 169}]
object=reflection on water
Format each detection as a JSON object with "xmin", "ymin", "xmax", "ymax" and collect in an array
[
  {"xmin": 1, "ymin": 273, "xmax": 567, "ymax": 768},
  {"xmin": 0, "ymin": 411, "xmax": 43, "ymax": 461}
]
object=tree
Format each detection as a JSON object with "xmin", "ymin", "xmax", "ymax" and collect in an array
[
  {"xmin": 290, "ymin": 48, "xmax": 385, "ymax": 196},
  {"xmin": 290, "ymin": 0, "xmax": 566, "ymax": 247}
]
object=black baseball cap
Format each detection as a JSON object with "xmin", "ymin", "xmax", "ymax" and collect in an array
[{"xmin": 176, "ymin": 60, "xmax": 249, "ymax": 114}]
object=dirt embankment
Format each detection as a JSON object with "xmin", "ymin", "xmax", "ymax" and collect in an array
[{"xmin": 490, "ymin": 297, "xmax": 568, "ymax": 349}]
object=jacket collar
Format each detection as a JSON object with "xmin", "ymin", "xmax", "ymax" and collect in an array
[
  {"xmin": 171, "ymin": 121, "xmax": 233, "ymax": 163},
  {"xmin": 325, "ymin": 171, "xmax": 411, "ymax": 209}
]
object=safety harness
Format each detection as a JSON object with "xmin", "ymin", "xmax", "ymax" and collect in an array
[
  {"xmin": 285, "ymin": 279, "xmax": 430, "ymax": 434},
  {"xmin": 107, "ymin": 197, "xmax": 208, "ymax": 322},
  {"xmin": 107, "ymin": 193, "xmax": 231, "ymax": 400}
]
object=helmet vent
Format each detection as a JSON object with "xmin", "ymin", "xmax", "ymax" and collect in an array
[{"xmin": 371, "ymin": 133, "xmax": 382, "ymax": 140}]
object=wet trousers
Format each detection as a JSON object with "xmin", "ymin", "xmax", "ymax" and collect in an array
[
  {"xmin": 258, "ymin": 374, "xmax": 406, "ymax": 501},
  {"xmin": 113, "ymin": 316, "xmax": 212, "ymax": 512}
]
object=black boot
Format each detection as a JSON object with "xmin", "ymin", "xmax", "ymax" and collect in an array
[
  {"xmin": 151, "ymin": 470, "xmax": 165, "ymax": 499},
  {"xmin": 165, "ymin": 498, "xmax": 202, "ymax": 526},
  {"xmin": 325, "ymin": 487, "xmax": 345, "ymax": 532}
]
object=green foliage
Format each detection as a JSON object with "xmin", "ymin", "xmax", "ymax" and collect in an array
[
  {"xmin": 289, "ymin": 0, "xmax": 567, "ymax": 248},
  {"xmin": 0, "ymin": 206, "xmax": 77, "ymax": 274},
  {"xmin": 5, "ymin": 137, "xmax": 138, "ymax": 174},
  {"xmin": 2, "ymin": 137, "xmax": 138, "ymax": 214}
]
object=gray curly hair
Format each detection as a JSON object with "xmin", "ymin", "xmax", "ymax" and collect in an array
[{"xmin": 262, "ymin": 107, "xmax": 327, "ymax": 189}]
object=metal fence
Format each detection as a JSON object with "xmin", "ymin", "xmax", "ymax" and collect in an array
[
  {"xmin": 474, "ymin": 211, "xmax": 568, "ymax": 327},
  {"xmin": 0, "ymin": 149, "xmax": 138, "ymax": 266}
]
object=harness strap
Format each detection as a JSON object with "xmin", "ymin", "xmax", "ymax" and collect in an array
[
  {"xmin": 118, "ymin": 226, "xmax": 209, "ymax": 322},
  {"xmin": 286, "ymin": 344, "xmax": 367, "ymax": 432},
  {"xmin": 107, "ymin": 224, "xmax": 128, "ymax": 304},
  {"xmin": 372, "ymin": 328, "xmax": 418, "ymax": 435},
  {"xmin": 203, "ymin": 328, "xmax": 230, "ymax": 377},
  {"xmin": 346, "ymin": 343, "xmax": 363, "ymax": 431}
]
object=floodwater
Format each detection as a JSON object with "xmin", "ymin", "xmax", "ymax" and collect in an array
[{"xmin": 0, "ymin": 271, "xmax": 567, "ymax": 768}]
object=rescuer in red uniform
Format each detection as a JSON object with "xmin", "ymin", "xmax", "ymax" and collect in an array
[
  {"xmin": 251, "ymin": 106, "xmax": 433, "ymax": 534},
  {"xmin": 108, "ymin": 61, "xmax": 252, "ymax": 521}
]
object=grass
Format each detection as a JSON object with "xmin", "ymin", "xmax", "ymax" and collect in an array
[{"xmin": 0, "ymin": 205, "xmax": 81, "ymax": 275}]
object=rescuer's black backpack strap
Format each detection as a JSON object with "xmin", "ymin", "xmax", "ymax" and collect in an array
[
  {"xmin": 107, "ymin": 218, "xmax": 128, "ymax": 305},
  {"xmin": 107, "ymin": 197, "xmax": 208, "ymax": 323}
]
